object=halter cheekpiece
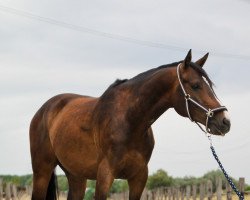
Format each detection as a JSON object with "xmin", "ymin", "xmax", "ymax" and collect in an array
[{"xmin": 176, "ymin": 63, "xmax": 227, "ymax": 134}]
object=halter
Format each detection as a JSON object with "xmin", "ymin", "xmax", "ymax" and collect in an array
[
  {"xmin": 177, "ymin": 64, "xmax": 244, "ymax": 199},
  {"xmin": 176, "ymin": 63, "xmax": 227, "ymax": 134}
]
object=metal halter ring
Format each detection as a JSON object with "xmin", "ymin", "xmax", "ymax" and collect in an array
[
  {"xmin": 185, "ymin": 94, "xmax": 190, "ymax": 100},
  {"xmin": 206, "ymin": 109, "xmax": 214, "ymax": 118}
]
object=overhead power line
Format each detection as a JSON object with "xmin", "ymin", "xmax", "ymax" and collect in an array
[
  {"xmin": 0, "ymin": 4, "xmax": 250, "ymax": 61},
  {"xmin": 0, "ymin": 4, "xmax": 186, "ymax": 51}
]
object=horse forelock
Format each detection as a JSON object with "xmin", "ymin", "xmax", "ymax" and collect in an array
[{"xmin": 190, "ymin": 62, "xmax": 214, "ymax": 89}]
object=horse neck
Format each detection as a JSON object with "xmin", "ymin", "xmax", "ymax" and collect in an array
[{"xmin": 126, "ymin": 67, "xmax": 177, "ymax": 130}]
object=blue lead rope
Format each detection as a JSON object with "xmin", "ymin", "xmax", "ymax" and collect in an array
[{"xmin": 209, "ymin": 141, "xmax": 244, "ymax": 200}]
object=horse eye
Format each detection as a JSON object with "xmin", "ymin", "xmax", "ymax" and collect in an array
[{"xmin": 191, "ymin": 83, "xmax": 201, "ymax": 90}]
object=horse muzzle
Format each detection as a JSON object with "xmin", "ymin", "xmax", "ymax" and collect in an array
[{"xmin": 208, "ymin": 112, "xmax": 231, "ymax": 136}]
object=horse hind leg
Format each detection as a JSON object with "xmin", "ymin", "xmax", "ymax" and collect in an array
[
  {"xmin": 31, "ymin": 140, "xmax": 58, "ymax": 200},
  {"xmin": 30, "ymin": 122, "xmax": 58, "ymax": 200},
  {"xmin": 32, "ymin": 168, "xmax": 58, "ymax": 200}
]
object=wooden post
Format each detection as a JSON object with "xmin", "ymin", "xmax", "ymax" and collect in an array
[
  {"xmin": 5, "ymin": 183, "xmax": 11, "ymax": 200},
  {"xmin": 26, "ymin": 185, "xmax": 33, "ymax": 196},
  {"xmin": 226, "ymin": 182, "xmax": 232, "ymax": 200},
  {"xmin": 0, "ymin": 179, "xmax": 3, "ymax": 200},
  {"xmin": 167, "ymin": 187, "xmax": 171, "ymax": 200},
  {"xmin": 192, "ymin": 185, "xmax": 196, "ymax": 200},
  {"xmin": 155, "ymin": 188, "xmax": 159, "ymax": 200},
  {"xmin": 159, "ymin": 187, "xmax": 163, "ymax": 200},
  {"xmin": 170, "ymin": 187, "xmax": 174, "ymax": 200},
  {"xmin": 159, "ymin": 187, "xmax": 165, "ymax": 200},
  {"xmin": 239, "ymin": 177, "xmax": 245, "ymax": 199},
  {"xmin": 186, "ymin": 185, "xmax": 191, "ymax": 200},
  {"xmin": 216, "ymin": 177, "xmax": 222, "ymax": 200},
  {"xmin": 151, "ymin": 189, "xmax": 155, "ymax": 200},
  {"xmin": 180, "ymin": 187, "xmax": 185, "ymax": 200},
  {"xmin": 147, "ymin": 190, "xmax": 151, "ymax": 200},
  {"xmin": 175, "ymin": 187, "xmax": 180, "ymax": 200},
  {"xmin": 207, "ymin": 180, "xmax": 213, "ymax": 200},
  {"xmin": 199, "ymin": 183, "xmax": 205, "ymax": 200},
  {"xmin": 141, "ymin": 188, "xmax": 148, "ymax": 200},
  {"xmin": 12, "ymin": 184, "xmax": 17, "ymax": 200},
  {"xmin": 163, "ymin": 187, "xmax": 168, "ymax": 200}
]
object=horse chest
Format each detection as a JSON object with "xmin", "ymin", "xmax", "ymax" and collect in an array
[{"xmin": 112, "ymin": 147, "xmax": 152, "ymax": 179}]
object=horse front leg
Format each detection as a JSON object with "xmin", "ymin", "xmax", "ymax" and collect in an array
[
  {"xmin": 95, "ymin": 158, "xmax": 114, "ymax": 200},
  {"xmin": 66, "ymin": 173, "xmax": 86, "ymax": 200},
  {"xmin": 128, "ymin": 166, "xmax": 148, "ymax": 200}
]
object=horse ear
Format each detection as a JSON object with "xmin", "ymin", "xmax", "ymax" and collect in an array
[
  {"xmin": 183, "ymin": 49, "xmax": 192, "ymax": 68},
  {"xmin": 195, "ymin": 53, "xmax": 209, "ymax": 67}
]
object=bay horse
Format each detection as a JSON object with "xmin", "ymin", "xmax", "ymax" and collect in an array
[{"xmin": 29, "ymin": 50, "xmax": 231, "ymax": 200}]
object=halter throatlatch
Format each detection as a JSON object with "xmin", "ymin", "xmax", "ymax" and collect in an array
[{"xmin": 177, "ymin": 63, "xmax": 227, "ymax": 134}]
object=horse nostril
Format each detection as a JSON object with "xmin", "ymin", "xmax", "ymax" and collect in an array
[{"xmin": 223, "ymin": 118, "xmax": 231, "ymax": 127}]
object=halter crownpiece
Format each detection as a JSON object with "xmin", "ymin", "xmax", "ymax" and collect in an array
[{"xmin": 176, "ymin": 63, "xmax": 227, "ymax": 134}]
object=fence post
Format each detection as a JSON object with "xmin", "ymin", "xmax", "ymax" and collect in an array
[
  {"xmin": 155, "ymin": 188, "xmax": 159, "ymax": 200},
  {"xmin": 180, "ymin": 187, "xmax": 185, "ymax": 200},
  {"xmin": 207, "ymin": 180, "xmax": 213, "ymax": 200},
  {"xmin": 186, "ymin": 185, "xmax": 191, "ymax": 200},
  {"xmin": 226, "ymin": 182, "xmax": 232, "ymax": 200},
  {"xmin": 239, "ymin": 177, "xmax": 245, "ymax": 199},
  {"xmin": 168, "ymin": 187, "xmax": 172, "ymax": 200},
  {"xmin": 171, "ymin": 187, "xmax": 175, "ymax": 200},
  {"xmin": 199, "ymin": 183, "xmax": 205, "ymax": 200},
  {"xmin": 192, "ymin": 185, "xmax": 196, "ymax": 200},
  {"xmin": 146, "ymin": 190, "xmax": 151, "ymax": 200},
  {"xmin": 160, "ymin": 187, "xmax": 164, "ymax": 200},
  {"xmin": 0, "ymin": 179, "xmax": 3, "ymax": 200},
  {"xmin": 12, "ymin": 184, "xmax": 17, "ymax": 200},
  {"xmin": 141, "ymin": 188, "xmax": 147, "ymax": 200},
  {"xmin": 216, "ymin": 177, "xmax": 222, "ymax": 200},
  {"xmin": 163, "ymin": 187, "xmax": 168, "ymax": 200},
  {"xmin": 175, "ymin": 187, "xmax": 180, "ymax": 200},
  {"xmin": 151, "ymin": 189, "xmax": 155, "ymax": 200},
  {"xmin": 26, "ymin": 185, "xmax": 33, "ymax": 197},
  {"xmin": 5, "ymin": 183, "xmax": 11, "ymax": 200}
]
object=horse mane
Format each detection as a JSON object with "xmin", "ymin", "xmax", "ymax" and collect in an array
[
  {"xmin": 130, "ymin": 61, "xmax": 182, "ymax": 82},
  {"xmin": 102, "ymin": 60, "xmax": 214, "ymax": 95},
  {"xmin": 112, "ymin": 79, "xmax": 128, "ymax": 87}
]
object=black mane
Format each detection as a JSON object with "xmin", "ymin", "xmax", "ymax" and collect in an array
[
  {"xmin": 111, "ymin": 79, "xmax": 128, "ymax": 87},
  {"xmin": 105, "ymin": 60, "xmax": 213, "ymax": 92},
  {"xmin": 129, "ymin": 61, "xmax": 182, "ymax": 83}
]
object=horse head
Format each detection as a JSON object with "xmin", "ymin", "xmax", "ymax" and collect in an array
[{"xmin": 173, "ymin": 50, "xmax": 230, "ymax": 136}]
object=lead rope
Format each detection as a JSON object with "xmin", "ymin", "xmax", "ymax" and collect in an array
[{"xmin": 207, "ymin": 135, "xmax": 245, "ymax": 200}]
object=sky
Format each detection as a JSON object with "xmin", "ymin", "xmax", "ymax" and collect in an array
[{"xmin": 0, "ymin": 0, "xmax": 250, "ymax": 184}]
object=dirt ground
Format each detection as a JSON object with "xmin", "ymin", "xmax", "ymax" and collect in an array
[{"xmin": 18, "ymin": 193, "xmax": 250, "ymax": 200}]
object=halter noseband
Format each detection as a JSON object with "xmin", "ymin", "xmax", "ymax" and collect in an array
[{"xmin": 177, "ymin": 63, "xmax": 227, "ymax": 134}]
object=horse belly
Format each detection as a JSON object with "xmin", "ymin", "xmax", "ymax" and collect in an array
[
  {"xmin": 56, "ymin": 138, "xmax": 98, "ymax": 178},
  {"xmin": 52, "ymin": 127, "xmax": 99, "ymax": 179}
]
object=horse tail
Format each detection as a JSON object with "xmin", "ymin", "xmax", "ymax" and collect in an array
[{"xmin": 46, "ymin": 170, "xmax": 58, "ymax": 200}]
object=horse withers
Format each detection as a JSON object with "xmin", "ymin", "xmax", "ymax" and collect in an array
[{"xmin": 29, "ymin": 50, "xmax": 230, "ymax": 200}]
